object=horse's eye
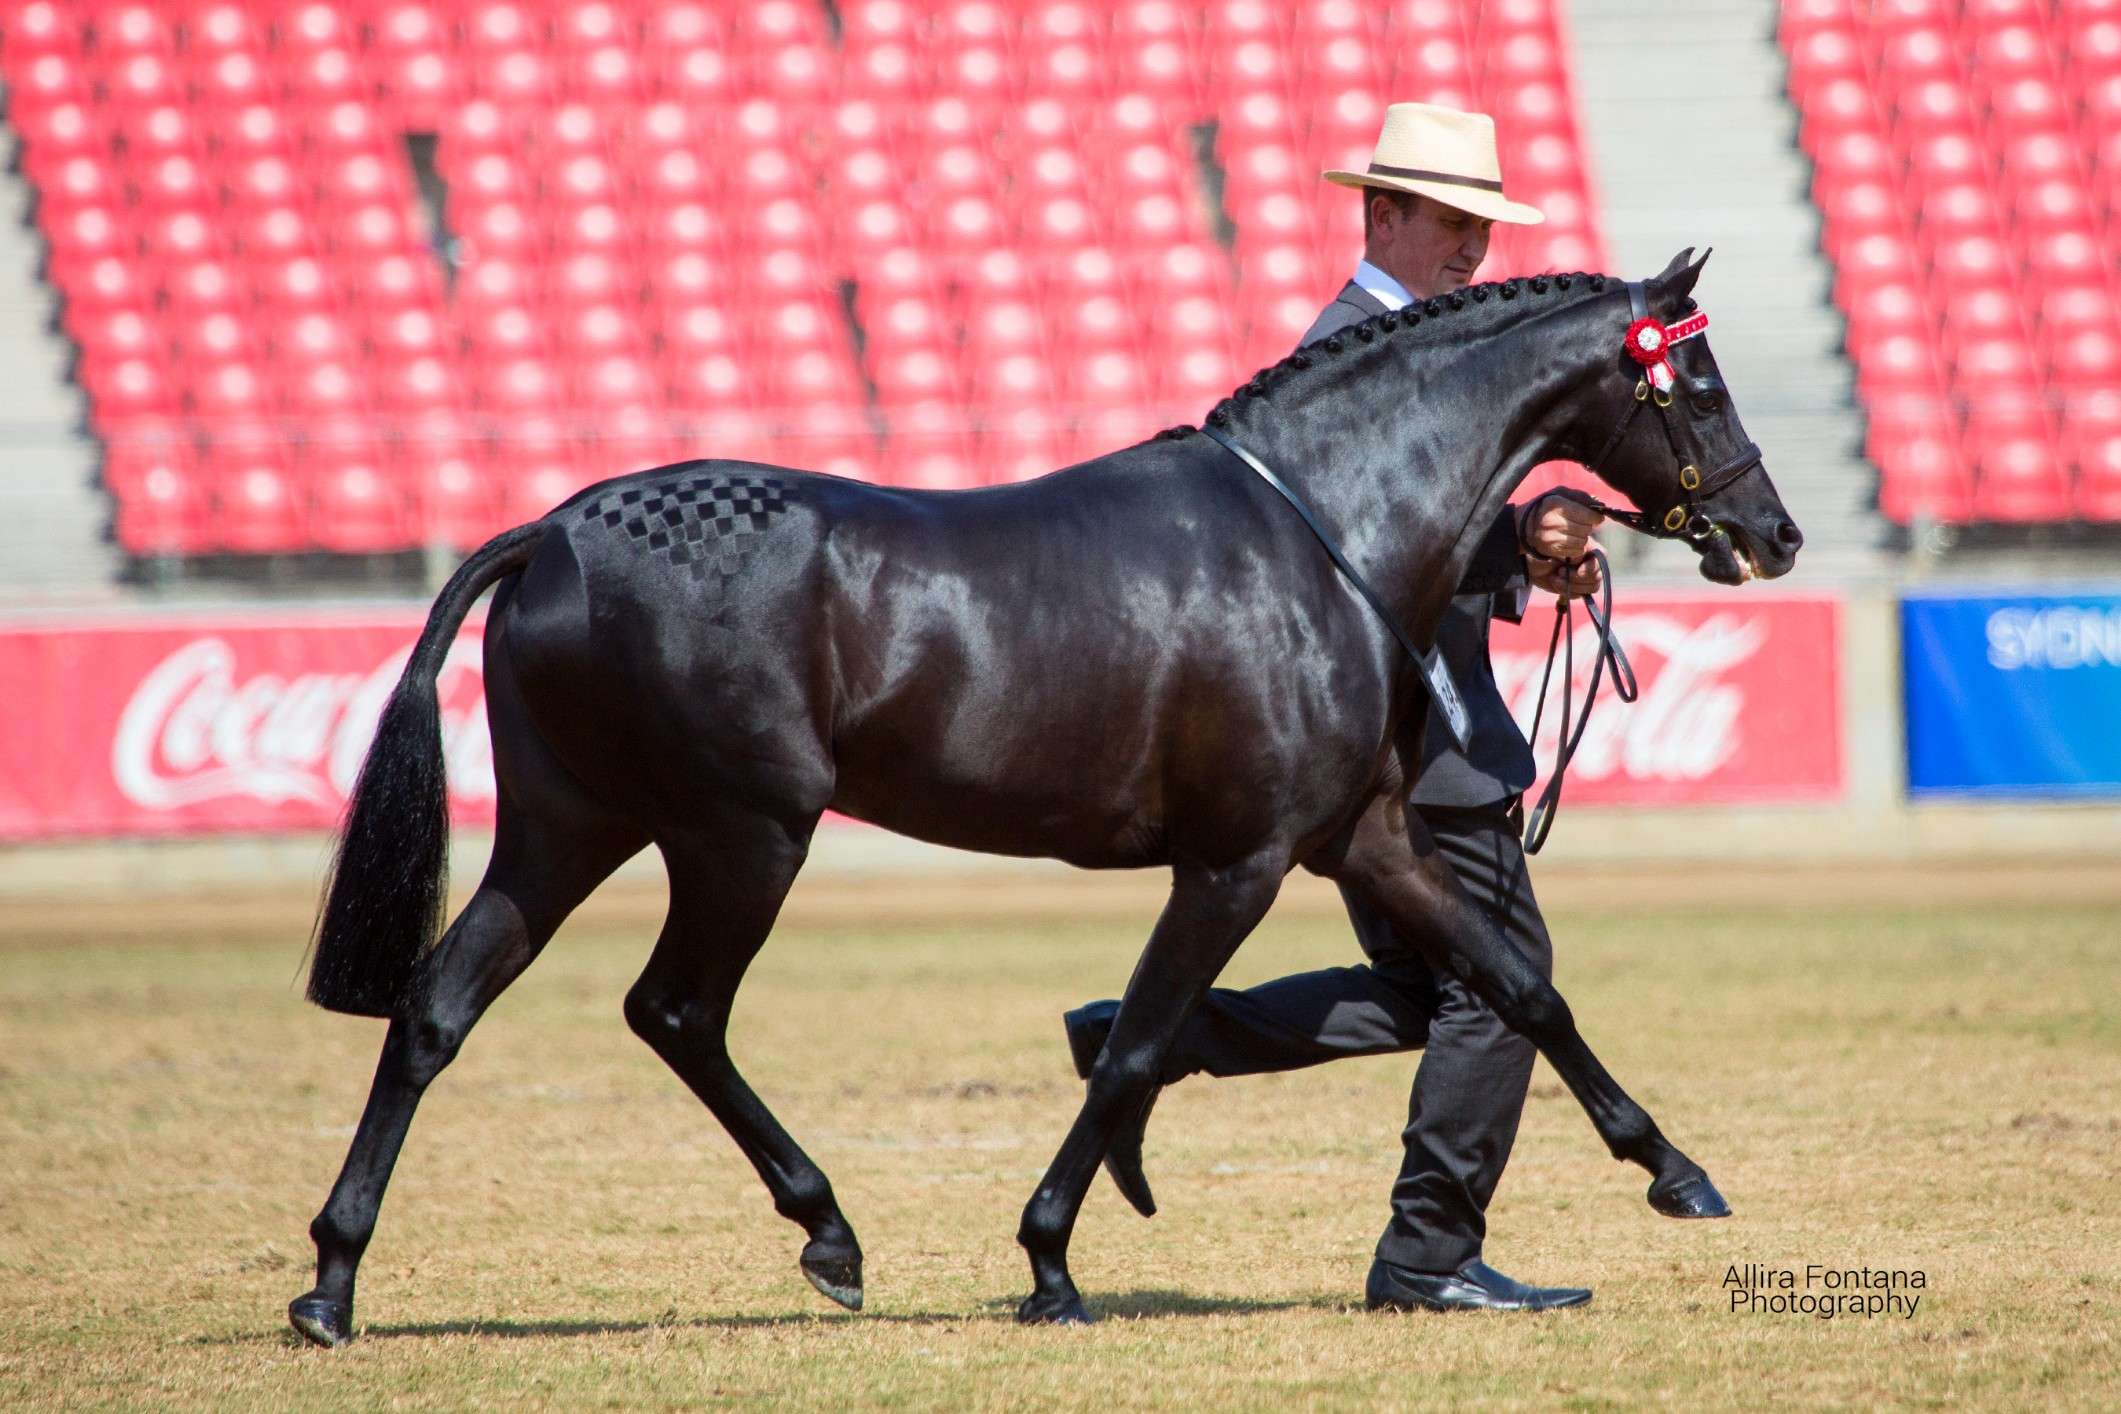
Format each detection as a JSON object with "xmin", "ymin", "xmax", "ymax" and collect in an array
[{"xmin": 1692, "ymin": 391, "xmax": 1723, "ymax": 415}]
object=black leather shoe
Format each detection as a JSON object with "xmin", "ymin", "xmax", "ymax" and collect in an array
[
  {"xmin": 1365, "ymin": 1257, "xmax": 1592, "ymax": 1313},
  {"xmin": 1063, "ymin": 1000, "xmax": 1117, "ymax": 1080},
  {"xmin": 1061, "ymin": 1000, "xmax": 1158, "ymax": 1218}
]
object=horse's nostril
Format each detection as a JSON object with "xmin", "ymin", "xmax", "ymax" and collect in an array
[{"xmin": 1774, "ymin": 520, "xmax": 1803, "ymax": 550}]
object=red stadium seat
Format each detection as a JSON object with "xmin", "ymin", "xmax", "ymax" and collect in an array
[
  {"xmin": 112, "ymin": 101, "xmax": 190, "ymax": 158},
  {"xmin": 1971, "ymin": 427, "xmax": 2071, "ymax": 520},
  {"xmin": 222, "ymin": 152, "xmax": 302, "ymax": 209},
  {"xmin": 1786, "ymin": 25, "xmax": 1864, "ymax": 90},
  {"xmin": 568, "ymin": 352, "xmax": 659, "ymax": 410},
  {"xmin": 373, "ymin": 353, "xmax": 464, "ymax": 415},
  {"xmin": 311, "ymin": 456, "xmax": 414, "ymax": 552},
  {"xmin": 105, "ymin": 50, "xmax": 186, "ymax": 109},
  {"xmin": 1970, "ymin": 24, "xmax": 2054, "ymax": 79},
  {"xmin": 281, "ymin": 358, "xmax": 371, "ymax": 418},
  {"xmin": 2011, "ymin": 175, "xmax": 2098, "ymax": 233},
  {"xmin": 664, "ymin": 350, "xmax": 750, "ymax": 413},
  {"xmin": 559, "ymin": 302, "xmax": 650, "ymax": 356},
  {"xmin": 1987, "ymin": 75, "xmax": 2071, "ymax": 135},
  {"xmin": 1874, "ymin": 426, "xmax": 1975, "ymax": 524},
  {"xmin": 72, "ymin": 306, "xmax": 160, "ymax": 361},
  {"xmin": 462, "ymin": 303, "xmax": 551, "ymax": 358},
  {"xmin": 2025, "ymin": 230, "xmax": 2106, "ymax": 282},
  {"xmin": 209, "ymin": 454, "xmax": 304, "ymax": 552},
  {"xmin": 8, "ymin": 51, "xmax": 90, "ymax": 110},
  {"xmin": 969, "ymin": 347, "xmax": 1060, "ymax": 406},
  {"xmin": 2050, "ymin": 326, "xmax": 2121, "ymax": 390},
  {"xmin": 231, "ymin": 203, "xmax": 319, "ymax": 260},
  {"xmin": 861, "ymin": 288, "xmax": 952, "ymax": 350},
  {"xmin": 51, "ymin": 250, "xmax": 149, "ymax": 311},
  {"xmin": 871, "ymin": 345, "xmax": 965, "ymax": 403},
  {"xmin": 1855, "ymin": 329, "xmax": 1948, "ymax": 397},
  {"xmin": 111, "ymin": 451, "xmax": 213, "ymax": 555},
  {"xmin": 83, "ymin": 353, "xmax": 181, "ymax": 429},
  {"xmin": 193, "ymin": 46, "xmax": 272, "ymax": 106},
  {"xmin": 2038, "ymin": 282, "xmax": 2119, "ymax": 335},
  {"xmin": 1916, "ymin": 181, "xmax": 2003, "ymax": 238},
  {"xmin": 2, "ymin": 0, "xmax": 83, "ymax": 54},
  {"xmin": 409, "ymin": 442, "xmax": 501, "ymax": 549},
  {"xmin": 203, "ymin": 100, "xmax": 291, "ymax": 157},
  {"xmin": 1904, "ymin": 132, "xmax": 1987, "ymax": 186},
  {"xmin": 171, "ymin": 308, "xmax": 256, "ymax": 364}
]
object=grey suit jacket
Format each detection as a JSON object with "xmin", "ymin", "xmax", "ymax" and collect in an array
[{"xmin": 1299, "ymin": 281, "xmax": 1537, "ymax": 809}]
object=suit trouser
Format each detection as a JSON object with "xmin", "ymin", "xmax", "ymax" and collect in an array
[{"xmin": 1159, "ymin": 798, "xmax": 1552, "ymax": 1272}]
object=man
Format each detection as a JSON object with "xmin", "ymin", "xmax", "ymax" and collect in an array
[{"xmin": 1063, "ymin": 103, "xmax": 1608, "ymax": 1313}]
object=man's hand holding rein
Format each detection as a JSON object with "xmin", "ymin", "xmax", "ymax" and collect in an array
[{"xmin": 1517, "ymin": 489, "xmax": 1607, "ymax": 600}]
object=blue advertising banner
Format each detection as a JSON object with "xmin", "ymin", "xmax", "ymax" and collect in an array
[{"xmin": 1903, "ymin": 590, "xmax": 2121, "ymax": 797}]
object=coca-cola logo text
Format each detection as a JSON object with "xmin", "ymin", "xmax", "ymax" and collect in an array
[
  {"xmin": 1493, "ymin": 611, "xmax": 1769, "ymax": 784},
  {"xmin": 110, "ymin": 636, "xmax": 495, "ymax": 811}
]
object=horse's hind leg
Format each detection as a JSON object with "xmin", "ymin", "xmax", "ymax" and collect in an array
[
  {"xmin": 289, "ymin": 802, "xmax": 643, "ymax": 1348},
  {"xmin": 1321, "ymin": 796, "xmax": 1730, "ymax": 1220},
  {"xmin": 1018, "ymin": 854, "xmax": 1286, "ymax": 1324},
  {"xmin": 622, "ymin": 817, "xmax": 865, "ymax": 1311}
]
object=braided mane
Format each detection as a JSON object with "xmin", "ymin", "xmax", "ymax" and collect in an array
[{"xmin": 1155, "ymin": 272, "xmax": 1617, "ymax": 441}]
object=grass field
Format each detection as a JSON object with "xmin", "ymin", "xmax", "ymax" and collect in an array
[{"xmin": 3, "ymin": 871, "xmax": 2118, "ymax": 1410}]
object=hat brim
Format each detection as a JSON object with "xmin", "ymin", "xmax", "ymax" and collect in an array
[{"xmin": 1323, "ymin": 170, "xmax": 1545, "ymax": 226}]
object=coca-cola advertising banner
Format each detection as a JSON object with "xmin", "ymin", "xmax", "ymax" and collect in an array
[
  {"xmin": 0, "ymin": 612, "xmax": 492, "ymax": 840},
  {"xmin": 0, "ymin": 593, "xmax": 1844, "ymax": 841},
  {"xmin": 1489, "ymin": 592, "xmax": 1843, "ymax": 804}
]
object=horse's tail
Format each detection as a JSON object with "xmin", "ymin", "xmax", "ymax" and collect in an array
[{"xmin": 304, "ymin": 522, "xmax": 547, "ymax": 1017}]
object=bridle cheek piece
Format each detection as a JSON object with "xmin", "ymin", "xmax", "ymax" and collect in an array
[{"xmin": 1581, "ymin": 283, "xmax": 1763, "ymax": 547}]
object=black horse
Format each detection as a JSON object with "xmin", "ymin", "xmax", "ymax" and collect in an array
[{"xmin": 289, "ymin": 250, "xmax": 1800, "ymax": 1343}]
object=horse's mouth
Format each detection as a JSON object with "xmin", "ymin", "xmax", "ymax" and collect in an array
[
  {"xmin": 1696, "ymin": 527, "xmax": 1750, "ymax": 585},
  {"xmin": 1698, "ymin": 522, "xmax": 1794, "ymax": 584}
]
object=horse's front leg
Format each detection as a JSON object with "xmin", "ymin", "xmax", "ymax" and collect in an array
[
  {"xmin": 1016, "ymin": 853, "xmax": 1285, "ymax": 1324},
  {"xmin": 1317, "ymin": 794, "xmax": 1730, "ymax": 1220}
]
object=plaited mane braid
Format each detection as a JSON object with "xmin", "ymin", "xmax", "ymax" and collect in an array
[{"xmin": 1204, "ymin": 273, "xmax": 1611, "ymax": 428}]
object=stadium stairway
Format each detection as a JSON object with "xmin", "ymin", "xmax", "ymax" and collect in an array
[
  {"xmin": 0, "ymin": 111, "xmax": 115, "ymax": 600},
  {"xmin": 1569, "ymin": 0, "xmax": 1886, "ymax": 579}
]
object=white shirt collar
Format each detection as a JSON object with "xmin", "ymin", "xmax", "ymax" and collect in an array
[{"xmin": 1353, "ymin": 260, "xmax": 1414, "ymax": 312}]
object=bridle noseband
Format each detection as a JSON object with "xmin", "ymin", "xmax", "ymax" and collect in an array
[{"xmin": 1571, "ymin": 280, "xmax": 1765, "ymax": 547}]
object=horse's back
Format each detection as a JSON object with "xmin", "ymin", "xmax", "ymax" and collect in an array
[{"xmin": 494, "ymin": 445, "xmax": 1387, "ymax": 860}]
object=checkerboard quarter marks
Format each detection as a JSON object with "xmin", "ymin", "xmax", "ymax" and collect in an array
[
  {"xmin": 577, "ymin": 472, "xmax": 794, "ymax": 583},
  {"xmin": 291, "ymin": 252, "xmax": 1795, "ymax": 1345}
]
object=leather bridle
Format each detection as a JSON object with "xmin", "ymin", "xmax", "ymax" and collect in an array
[
  {"xmin": 1517, "ymin": 280, "xmax": 1763, "ymax": 851},
  {"xmin": 1566, "ymin": 279, "xmax": 1766, "ymax": 548}
]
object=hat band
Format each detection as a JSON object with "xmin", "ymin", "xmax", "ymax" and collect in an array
[{"xmin": 1366, "ymin": 162, "xmax": 1505, "ymax": 194}]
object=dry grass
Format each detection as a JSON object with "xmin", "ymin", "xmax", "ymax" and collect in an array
[{"xmin": 2, "ymin": 877, "xmax": 2118, "ymax": 1411}]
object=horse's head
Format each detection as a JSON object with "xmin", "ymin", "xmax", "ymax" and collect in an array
[{"xmin": 1584, "ymin": 249, "xmax": 1802, "ymax": 584}]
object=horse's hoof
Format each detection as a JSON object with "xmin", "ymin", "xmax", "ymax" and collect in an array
[
  {"xmin": 800, "ymin": 1247, "xmax": 864, "ymax": 1312},
  {"xmin": 1104, "ymin": 1147, "xmax": 1157, "ymax": 1220},
  {"xmin": 288, "ymin": 1292, "xmax": 354, "ymax": 1348},
  {"xmin": 1648, "ymin": 1172, "xmax": 1732, "ymax": 1219},
  {"xmin": 1104, "ymin": 1093, "xmax": 1158, "ymax": 1218},
  {"xmin": 1016, "ymin": 1290, "xmax": 1097, "ymax": 1326}
]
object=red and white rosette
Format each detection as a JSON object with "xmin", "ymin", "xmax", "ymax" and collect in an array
[{"xmin": 1624, "ymin": 310, "xmax": 1710, "ymax": 393}]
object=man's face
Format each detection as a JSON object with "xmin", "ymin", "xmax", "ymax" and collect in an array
[{"xmin": 1367, "ymin": 192, "xmax": 1494, "ymax": 299}]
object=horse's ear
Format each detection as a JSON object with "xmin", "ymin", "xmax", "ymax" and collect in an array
[{"xmin": 1654, "ymin": 247, "xmax": 1711, "ymax": 312}]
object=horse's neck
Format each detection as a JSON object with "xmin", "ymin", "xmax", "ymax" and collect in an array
[{"xmin": 1233, "ymin": 297, "xmax": 1610, "ymax": 639}]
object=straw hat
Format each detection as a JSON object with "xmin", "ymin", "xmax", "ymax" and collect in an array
[{"xmin": 1323, "ymin": 101, "xmax": 1544, "ymax": 226}]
